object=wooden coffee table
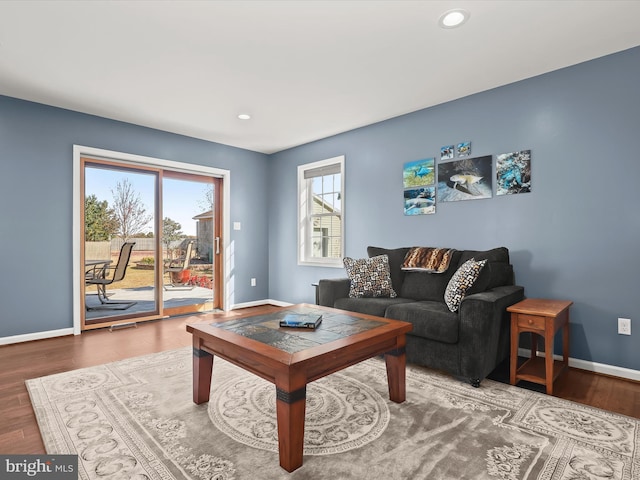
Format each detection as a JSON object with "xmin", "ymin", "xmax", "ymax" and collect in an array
[{"xmin": 187, "ymin": 303, "xmax": 412, "ymax": 472}]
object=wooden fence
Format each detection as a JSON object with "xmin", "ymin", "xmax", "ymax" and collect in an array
[
  {"xmin": 85, "ymin": 241, "xmax": 111, "ymax": 260},
  {"xmin": 85, "ymin": 238, "xmax": 192, "ymax": 258}
]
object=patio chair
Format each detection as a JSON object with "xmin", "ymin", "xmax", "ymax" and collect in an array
[
  {"xmin": 85, "ymin": 242, "xmax": 137, "ymax": 310},
  {"xmin": 164, "ymin": 240, "xmax": 194, "ymax": 290}
]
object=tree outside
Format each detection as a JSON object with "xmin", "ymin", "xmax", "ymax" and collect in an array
[
  {"xmin": 163, "ymin": 217, "xmax": 184, "ymax": 260},
  {"xmin": 111, "ymin": 178, "xmax": 153, "ymax": 241},
  {"xmin": 197, "ymin": 183, "xmax": 214, "ymax": 213},
  {"xmin": 85, "ymin": 194, "xmax": 119, "ymax": 241}
]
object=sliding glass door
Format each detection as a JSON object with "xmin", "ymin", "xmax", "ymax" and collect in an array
[
  {"xmin": 83, "ymin": 161, "xmax": 160, "ymax": 325},
  {"xmin": 162, "ymin": 172, "xmax": 221, "ymax": 316},
  {"xmin": 81, "ymin": 157, "xmax": 222, "ymax": 330}
]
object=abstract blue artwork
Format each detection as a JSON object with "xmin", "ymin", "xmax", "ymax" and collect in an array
[{"xmin": 496, "ymin": 150, "xmax": 531, "ymax": 195}]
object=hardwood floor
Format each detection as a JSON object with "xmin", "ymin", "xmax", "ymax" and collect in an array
[{"xmin": 1, "ymin": 305, "xmax": 638, "ymax": 455}]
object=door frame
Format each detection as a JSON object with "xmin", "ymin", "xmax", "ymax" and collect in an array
[{"xmin": 73, "ymin": 145, "xmax": 231, "ymax": 335}]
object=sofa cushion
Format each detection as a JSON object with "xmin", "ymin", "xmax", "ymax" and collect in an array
[
  {"xmin": 467, "ymin": 263, "xmax": 514, "ymax": 294},
  {"xmin": 385, "ymin": 301, "xmax": 459, "ymax": 344},
  {"xmin": 343, "ymin": 255, "xmax": 397, "ymax": 298},
  {"xmin": 401, "ymin": 247, "xmax": 456, "ymax": 273},
  {"xmin": 459, "ymin": 247, "xmax": 509, "ymax": 264},
  {"xmin": 444, "ymin": 258, "xmax": 487, "ymax": 312},
  {"xmin": 367, "ymin": 246, "xmax": 410, "ymax": 294},
  {"xmin": 399, "ymin": 271, "xmax": 450, "ymax": 301},
  {"xmin": 458, "ymin": 247, "xmax": 512, "ymax": 292},
  {"xmin": 399, "ymin": 249, "xmax": 463, "ymax": 301},
  {"xmin": 334, "ymin": 297, "xmax": 415, "ymax": 318}
]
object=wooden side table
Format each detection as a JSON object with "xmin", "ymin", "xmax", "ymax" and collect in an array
[{"xmin": 507, "ymin": 298, "xmax": 573, "ymax": 395}]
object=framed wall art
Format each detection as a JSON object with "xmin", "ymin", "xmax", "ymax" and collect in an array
[
  {"xmin": 403, "ymin": 158, "xmax": 435, "ymax": 215},
  {"xmin": 437, "ymin": 155, "xmax": 492, "ymax": 202},
  {"xmin": 404, "ymin": 186, "xmax": 436, "ymax": 215},
  {"xmin": 440, "ymin": 145, "xmax": 454, "ymax": 160},
  {"xmin": 456, "ymin": 141, "xmax": 471, "ymax": 157},
  {"xmin": 496, "ymin": 150, "xmax": 531, "ymax": 195}
]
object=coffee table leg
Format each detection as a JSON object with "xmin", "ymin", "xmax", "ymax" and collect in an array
[
  {"xmin": 193, "ymin": 346, "xmax": 213, "ymax": 404},
  {"xmin": 385, "ymin": 346, "xmax": 407, "ymax": 403},
  {"xmin": 275, "ymin": 386, "xmax": 306, "ymax": 472}
]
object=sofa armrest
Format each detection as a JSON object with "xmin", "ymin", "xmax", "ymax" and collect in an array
[
  {"xmin": 318, "ymin": 278, "xmax": 351, "ymax": 307},
  {"xmin": 457, "ymin": 285, "xmax": 525, "ymax": 383}
]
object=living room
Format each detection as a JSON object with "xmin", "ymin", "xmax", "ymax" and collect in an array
[
  {"xmin": 0, "ymin": 2, "xmax": 639, "ymax": 477},
  {"xmin": 1, "ymin": 1, "xmax": 637, "ymax": 380}
]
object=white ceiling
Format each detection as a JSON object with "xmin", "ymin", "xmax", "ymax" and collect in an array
[{"xmin": 1, "ymin": 1, "xmax": 640, "ymax": 154}]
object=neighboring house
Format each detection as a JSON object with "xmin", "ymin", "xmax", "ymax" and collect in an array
[
  {"xmin": 311, "ymin": 194, "xmax": 341, "ymax": 259},
  {"xmin": 193, "ymin": 210, "xmax": 214, "ymax": 262}
]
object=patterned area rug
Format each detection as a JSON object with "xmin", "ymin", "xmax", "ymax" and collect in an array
[{"xmin": 26, "ymin": 347, "xmax": 639, "ymax": 479}]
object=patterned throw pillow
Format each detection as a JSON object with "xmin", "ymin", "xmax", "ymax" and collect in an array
[
  {"xmin": 444, "ymin": 258, "xmax": 487, "ymax": 312},
  {"xmin": 343, "ymin": 255, "xmax": 397, "ymax": 298}
]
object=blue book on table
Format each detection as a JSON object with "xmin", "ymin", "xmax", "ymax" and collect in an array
[{"xmin": 279, "ymin": 313, "xmax": 323, "ymax": 329}]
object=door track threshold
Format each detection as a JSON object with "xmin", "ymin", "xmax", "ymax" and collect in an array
[{"xmin": 109, "ymin": 322, "xmax": 137, "ymax": 331}]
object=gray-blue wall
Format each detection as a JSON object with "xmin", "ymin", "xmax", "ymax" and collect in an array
[
  {"xmin": 2, "ymin": 47, "xmax": 638, "ymax": 373},
  {"xmin": 268, "ymin": 46, "xmax": 640, "ymax": 371},
  {"xmin": 0, "ymin": 96, "xmax": 269, "ymax": 337}
]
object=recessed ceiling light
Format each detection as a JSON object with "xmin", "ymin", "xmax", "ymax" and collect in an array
[
  {"xmin": 238, "ymin": 114, "xmax": 251, "ymax": 120},
  {"xmin": 439, "ymin": 9, "xmax": 470, "ymax": 29}
]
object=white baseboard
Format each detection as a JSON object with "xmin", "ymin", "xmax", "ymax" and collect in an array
[
  {"xmin": 0, "ymin": 328, "xmax": 75, "ymax": 346},
  {"xmin": 518, "ymin": 348, "xmax": 640, "ymax": 382},
  {"xmin": 231, "ymin": 298, "xmax": 294, "ymax": 310}
]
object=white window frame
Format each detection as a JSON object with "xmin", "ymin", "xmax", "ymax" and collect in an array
[{"xmin": 297, "ymin": 155, "xmax": 345, "ymax": 267}]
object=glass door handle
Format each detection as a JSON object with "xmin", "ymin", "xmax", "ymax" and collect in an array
[{"xmin": 215, "ymin": 237, "xmax": 220, "ymax": 255}]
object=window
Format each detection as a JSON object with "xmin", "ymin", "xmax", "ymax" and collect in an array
[{"xmin": 298, "ymin": 156, "xmax": 344, "ymax": 267}]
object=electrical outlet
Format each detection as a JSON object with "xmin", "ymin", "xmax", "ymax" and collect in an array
[
  {"xmin": 618, "ymin": 317, "xmax": 631, "ymax": 335},
  {"xmin": 251, "ymin": 278, "xmax": 256, "ymax": 287}
]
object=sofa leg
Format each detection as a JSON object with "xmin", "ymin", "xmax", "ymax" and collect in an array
[{"xmin": 469, "ymin": 378, "xmax": 481, "ymax": 388}]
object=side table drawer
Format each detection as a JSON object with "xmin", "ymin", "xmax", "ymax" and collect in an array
[{"xmin": 516, "ymin": 314, "xmax": 545, "ymax": 330}]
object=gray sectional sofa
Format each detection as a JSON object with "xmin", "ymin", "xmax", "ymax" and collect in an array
[{"xmin": 317, "ymin": 246, "xmax": 525, "ymax": 386}]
